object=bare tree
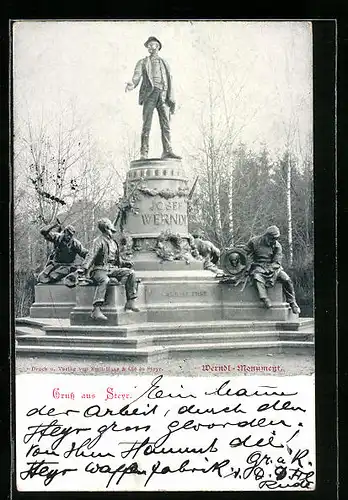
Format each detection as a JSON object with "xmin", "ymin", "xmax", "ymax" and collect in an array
[
  {"xmin": 268, "ymin": 27, "xmax": 312, "ymax": 266},
  {"xmin": 189, "ymin": 38, "xmax": 268, "ymax": 248},
  {"xmin": 67, "ymin": 151, "xmax": 120, "ymax": 246},
  {"xmin": 19, "ymin": 104, "xmax": 90, "ymax": 228}
]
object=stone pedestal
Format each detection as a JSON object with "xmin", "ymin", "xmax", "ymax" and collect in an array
[
  {"xmin": 138, "ymin": 273, "xmax": 295, "ymax": 323},
  {"xmin": 118, "ymin": 158, "xmax": 296, "ymax": 324},
  {"xmin": 126, "ymin": 158, "xmax": 189, "ymax": 238},
  {"xmin": 124, "ymin": 158, "xmax": 202, "ymax": 271},
  {"xmin": 70, "ymin": 283, "xmax": 147, "ymax": 326},
  {"xmin": 30, "ymin": 284, "xmax": 76, "ymax": 318},
  {"xmin": 140, "ymin": 270, "xmax": 221, "ymax": 322},
  {"xmin": 220, "ymin": 281, "xmax": 295, "ymax": 321}
]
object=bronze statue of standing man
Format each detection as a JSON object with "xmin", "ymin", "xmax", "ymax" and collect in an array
[{"xmin": 125, "ymin": 36, "xmax": 181, "ymax": 160}]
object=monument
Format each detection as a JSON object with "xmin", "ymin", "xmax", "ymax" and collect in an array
[{"xmin": 15, "ymin": 37, "xmax": 313, "ymax": 360}]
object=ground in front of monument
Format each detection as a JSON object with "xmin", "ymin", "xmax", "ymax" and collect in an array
[{"xmin": 16, "ymin": 348, "xmax": 314, "ymax": 378}]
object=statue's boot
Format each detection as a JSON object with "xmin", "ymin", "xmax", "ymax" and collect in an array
[
  {"xmin": 261, "ymin": 297, "xmax": 272, "ymax": 309},
  {"xmin": 290, "ymin": 302, "xmax": 301, "ymax": 314},
  {"xmin": 124, "ymin": 299, "xmax": 140, "ymax": 312},
  {"xmin": 91, "ymin": 305, "xmax": 108, "ymax": 321},
  {"xmin": 162, "ymin": 151, "xmax": 182, "ymax": 160}
]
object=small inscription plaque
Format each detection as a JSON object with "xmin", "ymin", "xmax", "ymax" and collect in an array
[{"xmin": 163, "ymin": 290, "xmax": 208, "ymax": 298}]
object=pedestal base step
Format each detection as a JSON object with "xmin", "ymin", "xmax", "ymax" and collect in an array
[
  {"xmin": 16, "ymin": 326, "xmax": 46, "ymax": 337},
  {"xmin": 15, "ymin": 344, "xmax": 168, "ymax": 361},
  {"xmin": 15, "ymin": 339, "xmax": 313, "ymax": 360},
  {"xmin": 17, "ymin": 334, "xmax": 152, "ymax": 349},
  {"xmin": 150, "ymin": 330, "xmax": 313, "ymax": 345},
  {"xmin": 16, "ymin": 327, "xmax": 314, "ymax": 361},
  {"xmin": 16, "ymin": 316, "xmax": 313, "ymax": 337},
  {"xmin": 168, "ymin": 340, "xmax": 314, "ymax": 353},
  {"xmin": 16, "ymin": 329, "xmax": 313, "ymax": 350},
  {"xmin": 70, "ymin": 310, "xmax": 147, "ymax": 326},
  {"xmin": 15, "ymin": 316, "xmax": 314, "ymax": 361},
  {"xmin": 16, "ymin": 317, "xmax": 71, "ymax": 328}
]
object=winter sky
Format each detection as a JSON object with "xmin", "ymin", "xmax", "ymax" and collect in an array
[{"xmin": 13, "ymin": 20, "xmax": 312, "ymax": 167}]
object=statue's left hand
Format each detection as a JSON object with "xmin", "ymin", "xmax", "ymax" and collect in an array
[{"xmin": 169, "ymin": 103, "xmax": 176, "ymax": 115}]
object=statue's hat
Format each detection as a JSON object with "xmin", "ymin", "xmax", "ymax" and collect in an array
[
  {"xmin": 144, "ymin": 36, "xmax": 162, "ymax": 50},
  {"xmin": 98, "ymin": 217, "xmax": 117, "ymax": 233},
  {"xmin": 265, "ymin": 225, "xmax": 280, "ymax": 237},
  {"xmin": 64, "ymin": 225, "xmax": 76, "ymax": 235}
]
